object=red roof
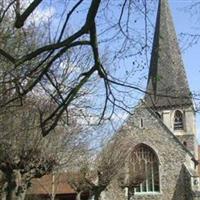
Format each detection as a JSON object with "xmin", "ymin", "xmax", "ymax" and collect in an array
[{"xmin": 28, "ymin": 173, "xmax": 75, "ymax": 195}]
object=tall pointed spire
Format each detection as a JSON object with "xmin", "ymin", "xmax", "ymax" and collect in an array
[{"xmin": 144, "ymin": 0, "xmax": 192, "ymax": 108}]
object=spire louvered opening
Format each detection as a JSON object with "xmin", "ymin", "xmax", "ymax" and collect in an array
[{"xmin": 174, "ymin": 110, "xmax": 184, "ymax": 130}]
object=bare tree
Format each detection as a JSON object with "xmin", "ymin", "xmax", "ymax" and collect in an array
[
  {"xmin": 0, "ymin": 97, "xmax": 86, "ymax": 200},
  {"xmin": 0, "ymin": 0, "xmax": 156, "ymax": 136},
  {"xmin": 66, "ymin": 135, "xmax": 145, "ymax": 200}
]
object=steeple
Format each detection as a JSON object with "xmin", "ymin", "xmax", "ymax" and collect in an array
[{"xmin": 144, "ymin": 0, "xmax": 193, "ymax": 109}]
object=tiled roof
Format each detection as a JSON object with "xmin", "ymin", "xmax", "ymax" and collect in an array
[
  {"xmin": 27, "ymin": 173, "xmax": 75, "ymax": 195},
  {"xmin": 144, "ymin": 0, "xmax": 192, "ymax": 109}
]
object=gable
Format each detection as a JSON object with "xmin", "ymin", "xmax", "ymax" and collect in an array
[{"xmin": 119, "ymin": 102, "xmax": 194, "ymax": 161}]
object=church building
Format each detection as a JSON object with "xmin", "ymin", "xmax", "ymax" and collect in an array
[{"xmin": 112, "ymin": 0, "xmax": 200, "ymax": 199}]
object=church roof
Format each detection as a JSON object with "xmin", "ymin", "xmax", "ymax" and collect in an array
[{"xmin": 144, "ymin": 0, "xmax": 193, "ymax": 109}]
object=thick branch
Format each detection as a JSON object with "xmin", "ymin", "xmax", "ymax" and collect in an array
[
  {"xmin": 40, "ymin": 65, "xmax": 97, "ymax": 136},
  {"xmin": 0, "ymin": 49, "xmax": 16, "ymax": 63},
  {"xmin": 16, "ymin": 31, "xmax": 89, "ymax": 65},
  {"xmin": 15, "ymin": 0, "xmax": 43, "ymax": 28},
  {"xmin": 16, "ymin": 0, "xmax": 101, "ymax": 65}
]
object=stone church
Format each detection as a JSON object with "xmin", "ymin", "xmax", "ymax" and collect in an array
[{"xmin": 111, "ymin": 0, "xmax": 200, "ymax": 199}]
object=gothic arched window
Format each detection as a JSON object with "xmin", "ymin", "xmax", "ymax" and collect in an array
[
  {"xmin": 174, "ymin": 110, "xmax": 184, "ymax": 130},
  {"xmin": 131, "ymin": 144, "xmax": 160, "ymax": 193}
]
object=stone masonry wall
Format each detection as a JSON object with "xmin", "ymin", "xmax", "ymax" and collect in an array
[
  {"xmin": 176, "ymin": 135, "xmax": 196, "ymax": 157},
  {"xmin": 114, "ymin": 104, "xmax": 194, "ymax": 200}
]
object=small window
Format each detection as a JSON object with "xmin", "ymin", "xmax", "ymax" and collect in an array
[
  {"xmin": 174, "ymin": 110, "xmax": 184, "ymax": 130},
  {"xmin": 140, "ymin": 119, "xmax": 144, "ymax": 128},
  {"xmin": 155, "ymin": 112, "xmax": 161, "ymax": 119}
]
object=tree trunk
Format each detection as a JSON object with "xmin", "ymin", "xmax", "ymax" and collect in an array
[
  {"xmin": 51, "ymin": 174, "xmax": 55, "ymax": 200},
  {"xmin": 88, "ymin": 195, "xmax": 94, "ymax": 200},
  {"xmin": 1, "ymin": 171, "xmax": 27, "ymax": 200},
  {"xmin": 94, "ymin": 192, "xmax": 101, "ymax": 200},
  {"xmin": 1, "ymin": 182, "xmax": 8, "ymax": 200},
  {"xmin": 127, "ymin": 188, "xmax": 134, "ymax": 200},
  {"xmin": 1, "ymin": 182, "xmax": 27, "ymax": 200},
  {"xmin": 76, "ymin": 191, "xmax": 82, "ymax": 200}
]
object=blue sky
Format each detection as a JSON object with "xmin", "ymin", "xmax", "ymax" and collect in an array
[{"xmin": 33, "ymin": 0, "xmax": 200, "ymax": 142}]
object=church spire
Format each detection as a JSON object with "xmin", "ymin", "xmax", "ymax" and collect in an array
[{"xmin": 144, "ymin": 0, "xmax": 192, "ymax": 109}]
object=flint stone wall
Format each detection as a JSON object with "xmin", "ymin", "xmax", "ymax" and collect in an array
[{"xmin": 115, "ymin": 105, "xmax": 194, "ymax": 200}]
